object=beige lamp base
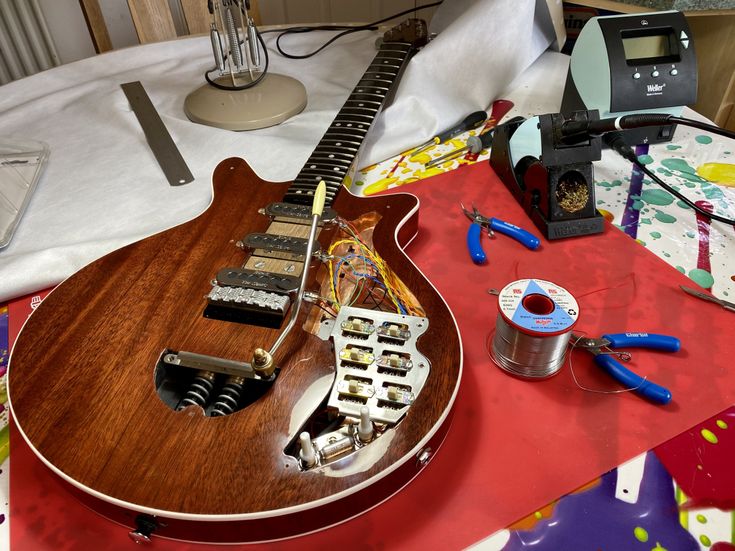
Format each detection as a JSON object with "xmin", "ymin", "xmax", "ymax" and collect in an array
[{"xmin": 184, "ymin": 73, "xmax": 307, "ymax": 131}]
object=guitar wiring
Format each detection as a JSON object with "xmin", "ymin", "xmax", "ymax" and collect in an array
[{"xmin": 324, "ymin": 218, "xmax": 422, "ymax": 316}]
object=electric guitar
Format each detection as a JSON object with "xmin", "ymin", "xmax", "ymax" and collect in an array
[{"xmin": 8, "ymin": 19, "xmax": 462, "ymax": 544}]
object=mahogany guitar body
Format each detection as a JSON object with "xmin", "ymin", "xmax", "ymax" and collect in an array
[{"xmin": 8, "ymin": 158, "xmax": 462, "ymax": 543}]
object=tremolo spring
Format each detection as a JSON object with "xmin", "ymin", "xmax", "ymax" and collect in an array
[
  {"xmin": 178, "ymin": 370, "xmax": 216, "ymax": 410},
  {"xmin": 211, "ymin": 376, "xmax": 246, "ymax": 417}
]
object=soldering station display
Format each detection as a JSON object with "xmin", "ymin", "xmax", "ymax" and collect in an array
[{"xmin": 620, "ymin": 29, "xmax": 678, "ymax": 65}]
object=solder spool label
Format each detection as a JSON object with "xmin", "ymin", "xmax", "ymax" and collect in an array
[{"xmin": 497, "ymin": 279, "xmax": 579, "ymax": 336}]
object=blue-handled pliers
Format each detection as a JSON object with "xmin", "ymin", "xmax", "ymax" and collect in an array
[
  {"xmin": 571, "ymin": 332, "xmax": 681, "ymax": 405},
  {"xmin": 460, "ymin": 203, "xmax": 540, "ymax": 264}
]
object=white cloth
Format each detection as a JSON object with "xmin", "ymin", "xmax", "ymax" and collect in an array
[{"xmin": 0, "ymin": 2, "xmax": 560, "ymax": 302}]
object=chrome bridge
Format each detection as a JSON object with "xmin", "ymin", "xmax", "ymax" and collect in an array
[{"xmin": 204, "ymin": 268, "xmax": 297, "ymax": 328}]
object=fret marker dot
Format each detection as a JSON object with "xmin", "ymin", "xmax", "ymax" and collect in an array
[
  {"xmin": 310, "ymin": 165, "xmax": 316, "ymax": 169},
  {"xmin": 336, "ymin": 123, "xmax": 341, "ymax": 126},
  {"xmin": 333, "ymin": 167, "xmax": 340, "ymax": 171},
  {"xmin": 347, "ymin": 123, "xmax": 352, "ymax": 127},
  {"xmin": 359, "ymin": 103, "xmax": 364, "ymax": 107},
  {"xmin": 358, "ymin": 125, "xmax": 363, "ymax": 129},
  {"xmin": 336, "ymin": 142, "xmax": 342, "ymax": 146},
  {"xmin": 329, "ymin": 154, "xmax": 334, "ymax": 158}
]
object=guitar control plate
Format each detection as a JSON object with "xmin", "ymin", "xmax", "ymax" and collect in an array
[{"xmin": 328, "ymin": 306, "xmax": 430, "ymax": 425}]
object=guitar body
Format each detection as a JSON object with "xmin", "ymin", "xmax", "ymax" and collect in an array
[{"xmin": 8, "ymin": 158, "xmax": 462, "ymax": 542}]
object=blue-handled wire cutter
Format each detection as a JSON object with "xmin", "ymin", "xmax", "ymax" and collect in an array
[
  {"xmin": 460, "ymin": 203, "xmax": 540, "ymax": 264},
  {"xmin": 571, "ymin": 332, "xmax": 680, "ymax": 405}
]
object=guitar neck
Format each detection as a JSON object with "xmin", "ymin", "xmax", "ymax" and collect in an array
[{"xmin": 284, "ymin": 40, "xmax": 416, "ymax": 206}]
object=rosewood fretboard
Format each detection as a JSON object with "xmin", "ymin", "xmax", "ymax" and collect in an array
[{"xmin": 283, "ymin": 41, "xmax": 414, "ymax": 206}]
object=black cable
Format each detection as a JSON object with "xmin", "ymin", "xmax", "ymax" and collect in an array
[
  {"xmin": 604, "ymin": 132, "xmax": 735, "ymax": 227},
  {"xmin": 668, "ymin": 116, "xmax": 735, "ymax": 141},
  {"xmin": 204, "ymin": 24, "xmax": 269, "ymax": 91},
  {"xmin": 562, "ymin": 113, "xmax": 735, "ymax": 143},
  {"xmin": 271, "ymin": 1, "xmax": 443, "ymax": 60}
]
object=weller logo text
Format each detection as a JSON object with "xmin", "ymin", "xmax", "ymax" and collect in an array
[{"xmin": 646, "ymin": 83, "xmax": 666, "ymax": 95}]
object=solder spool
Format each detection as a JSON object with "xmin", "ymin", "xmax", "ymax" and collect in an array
[{"xmin": 491, "ymin": 279, "xmax": 579, "ymax": 379}]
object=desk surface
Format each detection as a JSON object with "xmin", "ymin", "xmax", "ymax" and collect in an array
[{"xmin": 1, "ymin": 22, "xmax": 735, "ymax": 550}]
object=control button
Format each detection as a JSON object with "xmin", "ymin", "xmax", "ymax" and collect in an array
[
  {"xmin": 681, "ymin": 39, "xmax": 689, "ymax": 49},
  {"xmin": 680, "ymin": 31, "xmax": 688, "ymax": 40},
  {"xmin": 651, "ymin": 70, "xmax": 660, "ymax": 77},
  {"xmin": 633, "ymin": 72, "xmax": 641, "ymax": 79},
  {"xmin": 670, "ymin": 69, "xmax": 678, "ymax": 76}
]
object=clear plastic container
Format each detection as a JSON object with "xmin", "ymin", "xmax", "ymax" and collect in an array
[{"xmin": 0, "ymin": 138, "xmax": 49, "ymax": 249}]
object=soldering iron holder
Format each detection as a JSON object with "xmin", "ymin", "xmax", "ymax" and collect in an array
[{"xmin": 490, "ymin": 110, "xmax": 605, "ymax": 240}]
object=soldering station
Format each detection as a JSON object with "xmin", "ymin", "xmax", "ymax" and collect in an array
[{"xmin": 489, "ymin": 10, "xmax": 735, "ymax": 241}]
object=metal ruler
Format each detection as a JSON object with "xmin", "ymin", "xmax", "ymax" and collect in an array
[{"xmin": 121, "ymin": 81, "xmax": 194, "ymax": 186}]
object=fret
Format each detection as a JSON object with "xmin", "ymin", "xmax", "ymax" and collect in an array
[
  {"xmin": 316, "ymin": 138, "xmax": 361, "ymax": 150},
  {"xmin": 290, "ymin": 183, "xmax": 341, "ymax": 194},
  {"xmin": 354, "ymin": 82, "xmax": 390, "ymax": 91},
  {"xmin": 353, "ymin": 85, "xmax": 389, "ymax": 93},
  {"xmin": 345, "ymin": 99, "xmax": 383, "ymax": 108},
  {"xmin": 332, "ymin": 115, "xmax": 373, "ymax": 125},
  {"xmin": 327, "ymin": 127, "xmax": 369, "ymax": 137},
  {"xmin": 304, "ymin": 159, "xmax": 353, "ymax": 171},
  {"xmin": 307, "ymin": 156, "xmax": 353, "ymax": 166},
  {"xmin": 375, "ymin": 47, "xmax": 409, "ymax": 54},
  {"xmin": 332, "ymin": 118, "xmax": 372, "ymax": 126},
  {"xmin": 338, "ymin": 108, "xmax": 379, "ymax": 118},
  {"xmin": 369, "ymin": 61, "xmax": 400, "ymax": 70},
  {"xmin": 295, "ymin": 174, "xmax": 345, "ymax": 185},
  {"xmin": 367, "ymin": 65, "xmax": 399, "ymax": 74},
  {"xmin": 375, "ymin": 51, "xmax": 409, "ymax": 59},
  {"xmin": 362, "ymin": 71, "xmax": 397, "ymax": 80},
  {"xmin": 341, "ymin": 102, "xmax": 380, "ymax": 110},
  {"xmin": 285, "ymin": 190, "xmax": 338, "ymax": 203},
  {"xmin": 310, "ymin": 146, "xmax": 357, "ymax": 158},
  {"xmin": 299, "ymin": 172, "xmax": 348, "ymax": 184}
]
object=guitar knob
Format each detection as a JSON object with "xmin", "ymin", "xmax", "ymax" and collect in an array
[
  {"xmin": 128, "ymin": 515, "xmax": 157, "ymax": 545},
  {"xmin": 357, "ymin": 406, "xmax": 373, "ymax": 442}
]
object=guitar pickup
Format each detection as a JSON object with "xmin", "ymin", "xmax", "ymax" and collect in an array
[
  {"xmin": 265, "ymin": 202, "xmax": 337, "ymax": 223},
  {"xmin": 215, "ymin": 268, "xmax": 300, "ymax": 293},
  {"xmin": 376, "ymin": 322, "xmax": 411, "ymax": 343},
  {"xmin": 241, "ymin": 233, "xmax": 321, "ymax": 257},
  {"xmin": 204, "ymin": 268, "xmax": 297, "ymax": 327}
]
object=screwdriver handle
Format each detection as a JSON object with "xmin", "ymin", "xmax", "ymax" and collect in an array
[{"xmin": 435, "ymin": 110, "xmax": 487, "ymax": 143}]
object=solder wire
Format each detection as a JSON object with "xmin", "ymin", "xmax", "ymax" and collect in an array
[{"xmin": 490, "ymin": 315, "xmax": 573, "ymax": 379}]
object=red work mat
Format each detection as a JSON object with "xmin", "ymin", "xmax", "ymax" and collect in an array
[{"xmin": 9, "ymin": 161, "xmax": 735, "ymax": 549}]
